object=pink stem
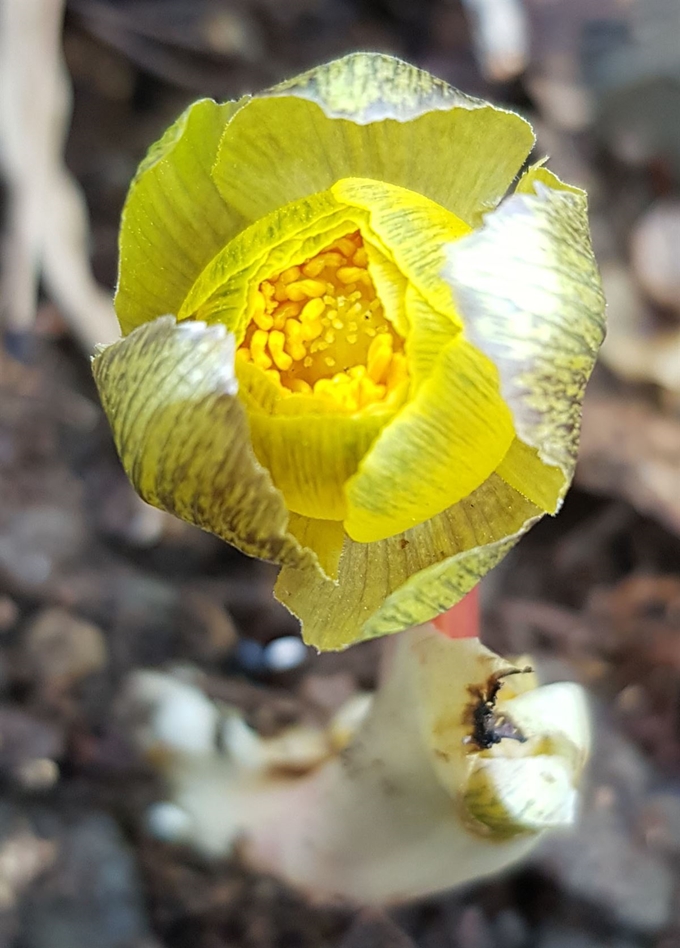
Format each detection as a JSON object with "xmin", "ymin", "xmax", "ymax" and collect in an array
[{"xmin": 432, "ymin": 586, "xmax": 480, "ymax": 639}]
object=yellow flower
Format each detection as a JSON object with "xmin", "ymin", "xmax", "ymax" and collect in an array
[{"xmin": 93, "ymin": 53, "xmax": 606, "ymax": 650}]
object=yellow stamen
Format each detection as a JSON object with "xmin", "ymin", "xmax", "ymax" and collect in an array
[
  {"xmin": 367, "ymin": 333, "xmax": 394, "ymax": 384},
  {"xmin": 284, "ymin": 319, "xmax": 307, "ymax": 362},
  {"xmin": 387, "ymin": 352, "xmax": 408, "ymax": 388},
  {"xmin": 332, "ymin": 237, "xmax": 357, "ymax": 257},
  {"xmin": 251, "ymin": 329, "xmax": 272, "ymax": 370},
  {"xmin": 290, "ymin": 378, "xmax": 312, "ymax": 394},
  {"xmin": 264, "ymin": 369, "xmax": 283, "ymax": 386},
  {"xmin": 237, "ymin": 231, "xmax": 408, "ymax": 411},
  {"xmin": 300, "ymin": 298, "xmax": 325, "ymax": 322},
  {"xmin": 358, "ymin": 377, "xmax": 386, "ymax": 407},
  {"xmin": 268, "ymin": 330, "xmax": 293, "ymax": 371},
  {"xmin": 337, "ymin": 266, "xmax": 366, "ymax": 285},
  {"xmin": 253, "ymin": 310, "xmax": 274, "ymax": 331},
  {"xmin": 286, "ymin": 279, "xmax": 327, "ymax": 301},
  {"xmin": 301, "ymin": 320, "xmax": 323, "ymax": 342},
  {"xmin": 318, "ymin": 252, "xmax": 344, "ymax": 269},
  {"xmin": 274, "ymin": 280, "xmax": 289, "ymax": 302},
  {"xmin": 302, "ymin": 258, "xmax": 326, "ymax": 278},
  {"xmin": 278, "ymin": 301, "xmax": 302, "ymax": 320},
  {"xmin": 280, "ymin": 266, "xmax": 301, "ymax": 285}
]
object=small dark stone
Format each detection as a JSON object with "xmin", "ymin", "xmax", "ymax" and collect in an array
[{"xmin": 339, "ymin": 909, "xmax": 417, "ymax": 948}]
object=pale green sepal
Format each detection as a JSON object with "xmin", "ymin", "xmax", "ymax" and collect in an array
[
  {"xmin": 212, "ymin": 53, "xmax": 535, "ymax": 228},
  {"xmin": 443, "ymin": 178, "xmax": 606, "ymax": 498},
  {"xmin": 516, "ymin": 162, "xmax": 585, "ymax": 197},
  {"xmin": 276, "ymin": 474, "xmax": 540, "ymax": 650},
  {"xmin": 115, "ymin": 98, "xmax": 248, "ymax": 335},
  {"xmin": 177, "ymin": 190, "xmax": 354, "ymax": 339},
  {"xmin": 92, "ymin": 316, "xmax": 324, "ymax": 576},
  {"xmin": 367, "ymin": 519, "xmax": 538, "ymax": 639},
  {"xmin": 269, "ymin": 51, "xmax": 475, "ymax": 121}
]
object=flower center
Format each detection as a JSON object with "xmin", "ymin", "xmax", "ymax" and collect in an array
[{"xmin": 237, "ymin": 232, "xmax": 408, "ymax": 412}]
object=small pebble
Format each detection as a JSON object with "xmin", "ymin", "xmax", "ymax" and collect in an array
[
  {"xmin": 235, "ymin": 638, "xmax": 267, "ymax": 674},
  {"xmin": 15, "ymin": 758, "xmax": 59, "ymax": 791},
  {"xmin": 0, "ymin": 596, "xmax": 19, "ymax": 633},
  {"xmin": 122, "ymin": 670, "xmax": 220, "ymax": 756},
  {"xmin": 631, "ymin": 200, "xmax": 680, "ymax": 315},
  {"xmin": 146, "ymin": 802, "xmax": 193, "ymax": 843},
  {"xmin": 23, "ymin": 607, "xmax": 108, "ymax": 690},
  {"xmin": 339, "ymin": 908, "xmax": 417, "ymax": 948},
  {"xmin": 150, "ymin": 677, "xmax": 219, "ymax": 755},
  {"xmin": 494, "ymin": 909, "xmax": 529, "ymax": 948},
  {"xmin": 263, "ymin": 636, "xmax": 308, "ymax": 672}
]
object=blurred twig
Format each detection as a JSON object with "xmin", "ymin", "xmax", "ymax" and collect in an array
[
  {"xmin": 0, "ymin": 0, "xmax": 119, "ymax": 352},
  {"xmin": 461, "ymin": 0, "xmax": 529, "ymax": 83},
  {"xmin": 68, "ymin": 0, "xmax": 270, "ymax": 96},
  {"xmin": 577, "ymin": 395, "xmax": 680, "ymax": 535}
]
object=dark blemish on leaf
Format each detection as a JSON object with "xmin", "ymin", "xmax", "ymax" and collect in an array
[
  {"xmin": 379, "ymin": 776, "xmax": 400, "ymax": 798},
  {"xmin": 465, "ymin": 667, "xmax": 532, "ymax": 750}
]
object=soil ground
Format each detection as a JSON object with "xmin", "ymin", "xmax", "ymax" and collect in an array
[{"xmin": 2, "ymin": 1, "xmax": 680, "ymax": 946}]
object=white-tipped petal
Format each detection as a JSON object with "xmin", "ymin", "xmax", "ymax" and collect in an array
[
  {"xmin": 501, "ymin": 681, "xmax": 591, "ymax": 764},
  {"xmin": 464, "ymin": 755, "xmax": 578, "ymax": 837}
]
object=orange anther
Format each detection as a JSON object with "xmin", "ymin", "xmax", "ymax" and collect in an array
[
  {"xmin": 302, "ymin": 258, "xmax": 326, "ymax": 278},
  {"xmin": 290, "ymin": 378, "xmax": 312, "ymax": 394},
  {"xmin": 286, "ymin": 279, "xmax": 327, "ymax": 301},
  {"xmin": 367, "ymin": 333, "xmax": 393, "ymax": 384},
  {"xmin": 280, "ymin": 266, "xmax": 301, "ymax": 284},
  {"xmin": 337, "ymin": 266, "xmax": 366, "ymax": 285},
  {"xmin": 333, "ymin": 237, "xmax": 357, "ymax": 257},
  {"xmin": 251, "ymin": 329, "xmax": 272, "ymax": 369},
  {"xmin": 268, "ymin": 330, "xmax": 293, "ymax": 371},
  {"xmin": 300, "ymin": 298, "xmax": 325, "ymax": 322}
]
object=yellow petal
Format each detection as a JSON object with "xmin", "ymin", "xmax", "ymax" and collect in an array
[
  {"xmin": 404, "ymin": 284, "xmax": 459, "ymax": 384},
  {"xmin": 178, "ymin": 189, "xmax": 359, "ymax": 338},
  {"xmin": 212, "ymin": 53, "xmax": 535, "ymax": 229},
  {"xmin": 115, "ymin": 99, "xmax": 247, "ymax": 335},
  {"xmin": 332, "ymin": 178, "xmax": 471, "ymax": 325},
  {"xmin": 363, "ymin": 238, "xmax": 409, "ymax": 339},
  {"xmin": 344, "ymin": 336, "xmax": 514, "ymax": 543},
  {"xmin": 92, "ymin": 316, "xmax": 324, "ymax": 576},
  {"xmin": 277, "ymin": 474, "xmax": 540, "ymax": 650},
  {"xmin": 443, "ymin": 170, "xmax": 606, "ymax": 505},
  {"xmin": 246, "ymin": 398, "xmax": 395, "ymax": 521},
  {"xmin": 496, "ymin": 438, "xmax": 565, "ymax": 513},
  {"xmin": 287, "ymin": 514, "xmax": 345, "ymax": 580}
]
